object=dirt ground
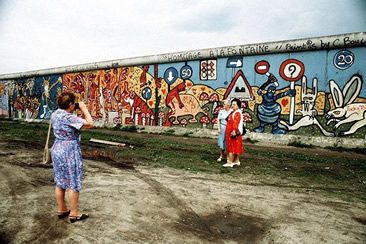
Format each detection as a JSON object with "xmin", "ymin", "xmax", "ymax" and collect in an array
[{"xmin": 0, "ymin": 139, "xmax": 365, "ymax": 244}]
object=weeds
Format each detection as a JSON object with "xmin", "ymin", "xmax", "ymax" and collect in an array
[
  {"xmin": 161, "ymin": 129, "xmax": 175, "ymax": 136},
  {"xmin": 325, "ymin": 145, "xmax": 366, "ymax": 155},
  {"xmin": 288, "ymin": 140, "xmax": 314, "ymax": 148},
  {"xmin": 244, "ymin": 138, "xmax": 259, "ymax": 144},
  {"xmin": 120, "ymin": 125, "xmax": 138, "ymax": 132},
  {"xmin": 183, "ymin": 132, "xmax": 194, "ymax": 137}
]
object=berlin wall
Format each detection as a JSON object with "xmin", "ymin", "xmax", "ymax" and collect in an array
[{"xmin": 0, "ymin": 32, "xmax": 365, "ymax": 139}]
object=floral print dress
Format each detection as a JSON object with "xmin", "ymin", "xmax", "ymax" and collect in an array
[{"xmin": 51, "ymin": 109, "xmax": 84, "ymax": 192}]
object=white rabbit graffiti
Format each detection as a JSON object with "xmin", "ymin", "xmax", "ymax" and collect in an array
[
  {"xmin": 326, "ymin": 75, "xmax": 366, "ymax": 136},
  {"xmin": 280, "ymin": 76, "xmax": 334, "ymax": 136}
]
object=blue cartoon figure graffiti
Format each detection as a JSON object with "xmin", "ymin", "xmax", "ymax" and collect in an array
[{"xmin": 254, "ymin": 74, "xmax": 296, "ymax": 134}]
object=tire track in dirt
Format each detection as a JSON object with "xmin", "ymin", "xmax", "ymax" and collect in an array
[
  {"xmin": 83, "ymin": 151, "xmax": 215, "ymax": 238},
  {"xmin": 0, "ymin": 164, "xmax": 23, "ymax": 243},
  {"xmin": 88, "ymin": 151, "xmax": 270, "ymax": 243},
  {"xmin": 0, "ymin": 144, "xmax": 68, "ymax": 243},
  {"xmin": 134, "ymin": 171, "xmax": 213, "ymax": 233},
  {"xmin": 0, "ymin": 143, "xmax": 42, "ymax": 241},
  {"xmin": 129, "ymin": 169, "xmax": 269, "ymax": 243}
]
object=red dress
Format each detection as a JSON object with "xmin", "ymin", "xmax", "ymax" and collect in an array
[{"xmin": 225, "ymin": 110, "xmax": 244, "ymax": 155}]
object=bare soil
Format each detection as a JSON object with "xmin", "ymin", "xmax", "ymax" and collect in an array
[{"xmin": 0, "ymin": 139, "xmax": 365, "ymax": 243}]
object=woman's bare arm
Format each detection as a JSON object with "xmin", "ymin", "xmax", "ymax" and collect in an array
[{"xmin": 79, "ymin": 102, "xmax": 94, "ymax": 129}]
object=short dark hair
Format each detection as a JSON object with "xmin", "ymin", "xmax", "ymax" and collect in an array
[
  {"xmin": 57, "ymin": 92, "xmax": 76, "ymax": 109},
  {"xmin": 231, "ymin": 98, "xmax": 241, "ymax": 108}
]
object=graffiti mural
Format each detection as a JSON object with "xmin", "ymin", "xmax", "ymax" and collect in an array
[
  {"xmin": 254, "ymin": 73, "xmax": 296, "ymax": 134},
  {"xmin": 62, "ymin": 66, "xmax": 171, "ymax": 126},
  {"xmin": 200, "ymin": 59, "xmax": 217, "ymax": 80},
  {"xmin": 326, "ymin": 75, "xmax": 365, "ymax": 136},
  {"xmin": 224, "ymin": 70, "xmax": 253, "ymax": 100},
  {"xmin": 333, "ymin": 50, "xmax": 354, "ymax": 70},
  {"xmin": 63, "ymin": 69, "xmax": 128, "ymax": 125},
  {"xmin": 3, "ymin": 76, "xmax": 62, "ymax": 120},
  {"xmin": 0, "ymin": 34, "xmax": 365, "ymax": 138},
  {"xmin": 34, "ymin": 76, "xmax": 62, "ymax": 119},
  {"xmin": 0, "ymin": 80, "xmax": 11, "ymax": 117},
  {"xmin": 280, "ymin": 76, "xmax": 334, "ymax": 136}
]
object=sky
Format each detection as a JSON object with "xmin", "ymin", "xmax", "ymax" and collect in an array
[{"xmin": 0, "ymin": 0, "xmax": 365, "ymax": 75}]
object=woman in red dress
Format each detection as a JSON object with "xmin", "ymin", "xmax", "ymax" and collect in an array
[{"xmin": 223, "ymin": 98, "xmax": 244, "ymax": 167}]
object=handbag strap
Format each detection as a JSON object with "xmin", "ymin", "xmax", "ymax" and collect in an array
[
  {"xmin": 225, "ymin": 111, "xmax": 234, "ymax": 121},
  {"xmin": 44, "ymin": 114, "xmax": 52, "ymax": 149}
]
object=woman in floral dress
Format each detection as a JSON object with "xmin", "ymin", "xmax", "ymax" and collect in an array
[
  {"xmin": 51, "ymin": 92, "xmax": 93, "ymax": 223},
  {"xmin": 223, "ymin": 98, "xmax": 244, "ymax": 167}
]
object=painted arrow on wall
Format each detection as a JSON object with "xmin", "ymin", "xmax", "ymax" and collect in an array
[{"xmin": 226, "ymin": 57, "xmax": 243, "ymax": 68}]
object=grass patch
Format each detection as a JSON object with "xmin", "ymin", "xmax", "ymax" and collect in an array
[
  {"xmin": 120, "ymin": 125, "xmax": 138, "ymax": 132},
  {"xmin": 244, "ymin": 138, "xmax": 259, "ymax": 144},
  {"xmin": 182, "ymin": 132, "xmax": 194, "ymax": 137},
  {"xmin": 1, "ymin": 120, "xmax": 366, "ymax": 202},
  {"xmin": 325, "ymin": 145, "xmax": 366, "ymax": 155},
  {"xmin": 0, "ymin": 120, "xmax": 49, "ymax": 142},
  {"xmin": 111, "ymin": 124, "xmax": 139, "ymax": 132},
  {"xmin": 161, "ymin": 129, "xmax": 175, "ymax": 136}
]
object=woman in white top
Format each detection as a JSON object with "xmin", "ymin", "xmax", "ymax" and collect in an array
[{"xmin": 216, "ymin": 99, "xmax": 232, "ymax": 162}]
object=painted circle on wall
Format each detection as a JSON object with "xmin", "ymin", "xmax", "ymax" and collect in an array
[
  {"xmin": 333, "ymin": 50, "xmax": 354, "ymax": 70},
  {"xmin": 164, "ymin": 67, "xmax": 178, "ymax": 85},
  {"xmin": 255, "ymin": 60, "xmax": 270, "ymax": 74},
  {"xmin": 141, "ymin": 87, "xmax": 152, "ymax": 100},
  {"xmin": 180, "ymin": 65, "xmax": 193, "ymax": 79},
  {"xmin": 279, "ymin": 59, "xmax": 305, "ymax": 82}
]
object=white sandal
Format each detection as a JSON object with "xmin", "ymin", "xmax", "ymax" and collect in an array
[
  {"xmin": 222, "ymin": 161, "xmax": 234, "ymax": 167},
  {"xmin": 232, "ymin": 161, "xmax": 240, "ymax": 166}
]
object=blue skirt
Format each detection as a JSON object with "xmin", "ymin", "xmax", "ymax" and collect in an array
[{"xmin": 218, "ymin": 124, "xmax": 227, "ymax": 150}]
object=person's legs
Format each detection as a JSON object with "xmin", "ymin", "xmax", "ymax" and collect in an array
[
  {"xmin": 55, "ymin": 187, "xmax": 68, "ymax": 212},
  {"xmin": 68, "ymin": 189, "xmax": 89, "ymax": 222},
  {"xmin": 223, "ymin": 152, "xmax": 235, "ymax": 167},
  {"xmin": 68, "ymin": 190, "xmax": 80, "ymax": 216},
  {"xmin": 217, "ymin": 149, "xmax": 224, "ymax": 161},
  {"xmin": 233, "ymin": 154, "xmax": 240, "ymax": 165},
  {"xmin": 228, "ymin": 152, "xmax": 234, "ymax": 164}
]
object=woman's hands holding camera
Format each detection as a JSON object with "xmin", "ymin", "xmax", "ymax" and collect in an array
[
  {"xmin": 75, "ymin": 101, "xmax": 93, "ymax": 127},
  {"xmin": 78, "ymin": 102, "xmax": 88, "ymax": 112},
  {"xmin": 74, "ymin": 102, "xmax": 87, "ymax": 112}
]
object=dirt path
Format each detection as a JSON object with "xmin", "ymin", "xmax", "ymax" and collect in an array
[{"xmin": 0, "ymin": 140, "xmax": 365, "ymax": 243}]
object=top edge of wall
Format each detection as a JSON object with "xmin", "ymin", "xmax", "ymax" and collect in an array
[{"xmin": 1, "ymin": 32, "xmax": 365, "ymax": 80}]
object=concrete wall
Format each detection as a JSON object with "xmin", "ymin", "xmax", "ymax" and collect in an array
[{"xmin": 0, "ymin": 32, "xmax": 365, "ymax": 141}]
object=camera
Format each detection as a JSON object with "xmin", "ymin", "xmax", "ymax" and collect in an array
[{"xmin": 74, "ymin": 103, "xmax": 80, "ymax": 110}]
